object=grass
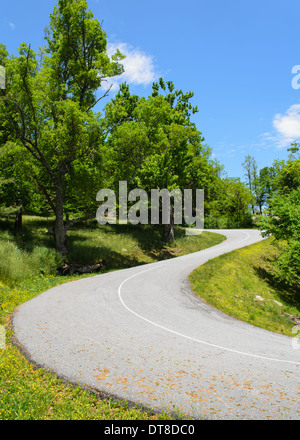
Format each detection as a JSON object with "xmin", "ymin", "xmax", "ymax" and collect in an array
[
  {"xmin": 66, "ymin": 221, "xmax": 226, "ymax": 269},
  {"xmin": 189, "ymin": 237, "xmax": 300, "ymax": 337},
  {"xmin": 0, "ymin": 215, "xmax": 225, "ymax": 420},
  {"xmin": 0, "ymin": 216, "xmax": 226, "ymax": 280}
]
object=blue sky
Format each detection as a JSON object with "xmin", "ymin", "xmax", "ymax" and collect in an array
[{"xmin": 1, "ymin": 0, "xmax": 300, "ymax": 179}]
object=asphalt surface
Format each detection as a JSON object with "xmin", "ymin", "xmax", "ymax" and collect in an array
[{"xmin": 12, "ymin": 229, "xmax": 300, "ymax": 420}]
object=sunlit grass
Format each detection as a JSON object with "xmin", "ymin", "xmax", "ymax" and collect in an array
[{"xmin": 189, "ymin": 238, "xmax": 300, "ymax": 336}]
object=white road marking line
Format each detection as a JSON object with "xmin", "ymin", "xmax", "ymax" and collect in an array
[{"xmin": 118, "ymin": 232, "xmax": 300, "ymax": 366}]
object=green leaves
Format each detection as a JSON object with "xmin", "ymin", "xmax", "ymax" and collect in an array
[
  {"xmin": 44, "ymin": 0, "xmax": 124, "ymax": 109},
  {"xmin": 260, "ymin": 187, "xmax": 300, "ymax": 242},
  {"xmin": 257, "ymin": 151, "xmax": 300, "ymax": 287},
  {"xmin": 0, "ymin": 0, "xmax": 126, "ymax": 253},
  {"xmin": 103, "ymin": 80, "xmax": 206, "ymax": 197}
]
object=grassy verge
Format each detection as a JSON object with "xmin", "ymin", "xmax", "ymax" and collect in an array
[
  {"xmin": 0, "ymin": 216, "xmax": 225, "ymax": 420},
  {"xmin": 189, "ymin": 237, "xmax": 300, "ymax": 337}
]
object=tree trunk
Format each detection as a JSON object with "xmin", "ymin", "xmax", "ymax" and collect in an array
[
  {"xmin": 14, "ymin": 205, "xmax": 23, "ymax": 231},
  {"xmin": 54, "ymin": 184, "xmax": 69, "ymax": 256}
]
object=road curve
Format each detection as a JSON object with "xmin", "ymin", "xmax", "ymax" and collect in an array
[{"xmin": 12, "ymin": 229, "xmax": 300, "ymax": 420}]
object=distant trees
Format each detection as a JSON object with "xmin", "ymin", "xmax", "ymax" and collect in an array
[
  {"xmin": 242, "ymin": 155, "xmax": 271, "ymax": 215},
  {"xmin": 257, "ymin": 165, "xmax": 277, "ymax": 208},
  {"xmin": 239, "ymin": 147, "xmax": 300, "ymax": 287},
  {"xmin": 205, "ymin": 176, "xmax": 253, "ymax": 228},
  {"xmin": 242, "ymin": 155, "xmax": 257, "ymax": 214}
]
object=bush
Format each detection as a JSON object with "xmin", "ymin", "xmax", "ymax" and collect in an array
[
  {"xmin": 204, "ymin": 213, "xmax": 253, "ymax": 229},
  {"xmin": 274, "ymin": 240, "xmax": 300, "ymax": 286},
  {"xmin": 204, "ymin": 216, "xmax": 228, "ymax": 229}
]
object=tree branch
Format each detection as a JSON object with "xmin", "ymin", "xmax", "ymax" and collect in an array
[
  {"xmin": 65, "ymin": 214, "xmax": 95, "ymax": 230},
  {"xmin": 22, "ymin": 139, "xmax": 57, "ymax": 183},
  {"xmin": 30, "ymin": 170, "xmax": 56, "ymax": 213},
  {"xmin": 85, "ymin": 83, "xmax": 113, "ymax": 113}
]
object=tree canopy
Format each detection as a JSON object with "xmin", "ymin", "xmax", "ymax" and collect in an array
[{"xmin": 0, "ymin": 0, "xmax": 259, "ymax": 255}]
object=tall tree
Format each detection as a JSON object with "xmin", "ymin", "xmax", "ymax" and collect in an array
[
  {"xmin": 103, "ymin": 79, "xmax": 210, "ymax": 241},
  {"xmin": 0, "ymin": 0, "xmax": 124, "ymax": 255},
  {"xmin": 242, "ymin": 155, "xmax": 257, "ymax": 214},
  {"xmin": 258, "ymin": 166, "xmax": 277, "ymax": 208}
]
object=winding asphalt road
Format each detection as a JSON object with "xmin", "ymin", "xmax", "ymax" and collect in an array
[{"xmin": 12, "ymin": 229, "xmax": 300, "ymax": 420}]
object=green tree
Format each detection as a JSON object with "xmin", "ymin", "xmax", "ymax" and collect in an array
[
  {"xmin": 0, "ymin": 0, "xmax": 124, "ymax": 255},
  {"xmin": 259, "ymin": 187, "xmax": 300, "ymax": 286},
  {"xmin": 258, "ymin": 145, "xmax": 300, "ymax": 286},
  {"xmin": 274, "ymin": 157, "xmax": 300, "ymax": 193},
  {"xmin": 253, "ymin": 170, "xmax": 268, "ymax": 215},
  {"xmin": 242, "ymin": 155, "xmax": 259, "ymax": 214},
  {"xmin": 258, "ymin": 165, "xmax": 277, "ymax": 208},
  {"xmin": 207, "ymin": 177, "xmax": 253, "ymax": 228},
  {"xmin": 103, "ymin": 79, "xmax": 212, "ymax": 241}
]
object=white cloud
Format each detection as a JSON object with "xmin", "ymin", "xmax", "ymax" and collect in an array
[
  {"xmin": 103, "ymin": 42, "xmax": 157, "ymax": 91},
  {"xmin": 8, "ymin": 22, "xmax": 15, "ymax": 30},
  {"xmin": 272, "ymin": 104, "xmax": 300, "ymax": 147}
]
